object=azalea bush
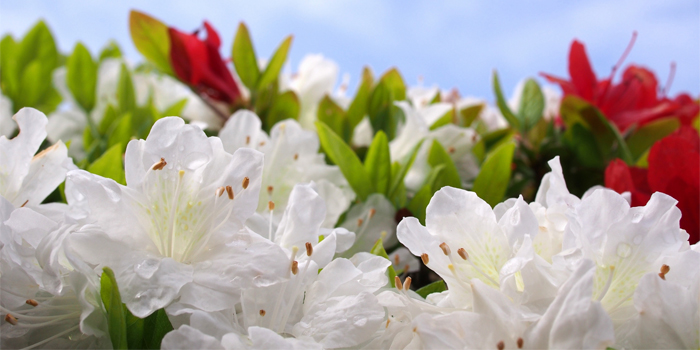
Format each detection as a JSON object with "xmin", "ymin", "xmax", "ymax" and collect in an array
[{"xmin": 1, "ymin": 10, "xmax": 699, "ymax": 350}]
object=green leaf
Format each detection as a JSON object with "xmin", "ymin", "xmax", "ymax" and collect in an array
[
  {"xmin": 160, "ymin": 98, "xmax": 188, "ymax": 119},
  {"xmin": 346, "ymin": 67, "xmax": 374, "ymax": 131},
  {"xmin": 142, "ymin": 308, "xmax": 174, "ymax": 349},
  {"xmin": 117, "ymin": 64, "xmax": 136, "ymax": 114},
  {"xmin": 429, "ymin": 108, "xmax": 455, "ymax": 130},
  {"xmin": 517, "ymin": 78, "xmax": 544, "ymax": 131},
  {"xmin": 427, "ymin": 140, "xmax": 461, "ymax": 189},
  {"xmin": 99, "ymin": 104, "xmax": 120, "ymax": 134},
  {"xmin": 626, "ymin": 117, "xmax": 680, "ymax": 161},
  {"xmin": 380, "ymin": 68, "xmax": 406, "ymax": 101},
  {"xmin": 108, "ymin": 113, "xmax": 133, "ymax": 153},
  {"xmin": 367, "ymin": 81, "xmax": 399, "ymax": 139},
  {"xmin": 317, "ymin": 95, "xmax": 348, "ymax": 140},
  {"xmin": 370, "ymin": 239, "xmax": 397, "ymax": 287},
  {"xmin": 99, "ymin": 40, "xmax": 123, "ymax": 62},
  {"xmin": 87, "ymin": 144, "xmax": 126, "ymax": 185},
  {"xmin": 17, "ymin": 60, "xmax": 45, "ymax": 107},
  {"xmin": 267, "ymin": 91, "xmax": 300, "ymax": 129},
  {"xmin": 0, "ymin": 35, "xmax": 19, "ymax": 98},
  {"xmin": 492, "ymin": 71, "xmax": 520, "ymax": 130},
  {"xmin": 416, "ymin": 280, "xmax": 446, "ymax": 298},
  {"xmin": 129, "ymin": 11, "xmax": 172, "ymax": 75},
  {"xmin": 316, "ymin": 121, "xmax": 374, "ymax": 200},
  {"xmin": 388, "ymin": 140, "xmax": 422, "ymax": 199},
  {"xmin": 124, "ymin": 309, "xmax": 145, "ymax": 349},
  {"xmin": 472, "ymin": 140, "xmax": 516, "ymax": 207},
  {"xmin": 232, "ymin": 22, "xmax": 259, "ymax": 90},
  {"xmin": 565, "ymin": 123, "xmax": 604, "ymax": 168},
  {"xmin": 472, "ymin": 128, "xmax": 514, "ymax": 163},
  {"xmin": 258, "ymin": 35, "xmax": 292, "ymax": 90},
  {"xmin": 16, "ymin": 21, "xmax": 58, "ymax": 79},
  {"xmin": 364, "ymin": 131, "xmax": 391, "ymax": 195},
  {"xmin": 460, "ymin": 104, "xmax": 483, "ymax": 127},
  {"xmin": 100, "ymin": 267, "xmax": 128, "ymax": 349},
  {"xmin": 66, "ymin": 42, "xmax": 97, "ymax": 112},
  {"xmin": 407, "ymin": 165, "xmax": 445, "ymax": 224}
]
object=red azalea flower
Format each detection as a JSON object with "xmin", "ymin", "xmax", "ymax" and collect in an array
[
  {"xmin": 542, "ymin": 37, "xmax": 699, "ymax": 132},
  {"xmin": 168, "ymin": 21, "xmax": 242, "ymax": 105},
  {"xmin": 605, "ymin": 126, "xmax": 700, "ymax": 243}
]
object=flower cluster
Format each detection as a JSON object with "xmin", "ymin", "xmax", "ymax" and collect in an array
[{"xmin": 1, "ymin": 11, "xmax": 698, "ymax": 350}]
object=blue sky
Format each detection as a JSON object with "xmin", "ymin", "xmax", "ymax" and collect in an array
[{"xmin": 1, "ymin": 0, "xmax": 698, "ymax": 100}]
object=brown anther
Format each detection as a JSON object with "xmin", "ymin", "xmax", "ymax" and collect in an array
[
  {"xmin": 439, "ymin": 242, "xmax": 451, "ymax": 256},
  {"xmin": 457, "ymin": 248, "xmax": 469, "ymax": 260},
  {"xmin": 659, "ymin": 264, "xmax": 670, "ymax": 280},
  {"xmin": 368, "ymin": 208, "xmax": 376, "ymax": 219},
  {"xmin": 242, "ymin": 177, "xmax": 250, "ymax": 189},
  {"xmin": 267, "ymin": 186, "xmax": 274, "ymax": 195},
  {"xmin": 26, "ymin": 299, "xmax": 38, "ymax": 307},
  {"xmin": 517, "ymin": 337, "xmax": 524, "ymax": 349},
  {"xmin": 404, "ymin": 264, "xmax": 410, "ymax": 273},
  {"xmin": 259, "ymin": 141, "xmax": 266, "ymax": 147},
  {"xmin": 246, "ymin": 136, "xmax": 251, "ymax": 145},
  {"xmin": 268, "ymin": 201, "xmax": 275, "ymax": 211},
  {"xmin": 226, "ymin": 186, "xmax": 234, "ymax": 200},
  {"xmin": 394, "ymin": 276, "xmax": 403, "ymax": 290},
  {"xmin": 497, "ymin": 340, "xmax": 505, "ymax": 350},
  {"xmin": 20, "ymin": 200, "xmax": 28, "ymax": 207},
  {"xmin": 421, "ymin": 253, "xmax": 429, "ymax": 265},
  {"xmin": 448, "ymin": 146, "xmax": 456, "ymax": 154},
  {"xmin": 412, "ymin": 327, "xmax": 417, "ymax": 333},
  {"xmin": 4, "ymin": 314, "xmax": 17, "ymax": 325},
  {"xmin": 394, "ymin": 254, "xmax": 400, "ymax": 265},
  {"xmin": 291, "ymin": 260, "xmax": 299, "ymax": 275},
  {"xmin": 152, "ymin": 158, "xmax": 167, "ymax": 171},
  {"xmin": 216, "ymin": 186, "xmax": 226, "ymax": 197},
  {"xmin": 404, "ymin": 277, "xmax": 412, "ymax": 290},
  {"xmin": 386, "ymin": 319, "xmax": 391, "ymax": 328},
  {"xmin": 259, "ymin": 309, "xmax": 266, "ymax": 316},
  {"xmin": 305, "ymin": 242, "xmax": 313, "ymax": 256},
  {"xmin": 357, "ymin": 218, "xmax": 364, "ymax": 226},
  {"xmin": 293, "ymin": 153, "xmax": 299, "ymax": 160}
]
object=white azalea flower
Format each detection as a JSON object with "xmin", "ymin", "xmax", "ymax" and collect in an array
[
  {"xmin": 219, "ymin": 111, "xmax": 354, "ymax": 228},
  {"xmin": 406, "ymin": 85, "xmax": 439, "ymax": 108},
  {"xmin": 0, "ymin": 92, "xmax": 14, "ymax": 137},
  {"xmin": 0, "ymin": 197, "xmax": 110, "ymax": 349},
  {"xmin": 456, "ymin": 97, "xmax": 508, "ymax": 131},
  {"xmin": 281, "ymin": 54, "xmax": 339, "ymax": 129},
  {"xmin": 339, "ymin": 193, "xmax": 397, "ymax": 258},
  {"xmin": 65, "ymin": 117, "xmax": 290, "ymax": 317},
  {"xmin": 164, "ymin": 253, "xmax": 390, "ymax": 349},
  {"xmin": 559, "ymin": 188, "xmax": 689, "ymax": 322},
  {"xmin": 0, "ymin": 108, "xmax": 74, "ymax": 216}
]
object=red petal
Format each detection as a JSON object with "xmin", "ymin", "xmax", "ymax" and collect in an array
[
  {"xmin": 540, "ymin": 73, "xmax": 577, "ymax": 96},
  {"xmin": 568, "ymin": 40, "xmax": 598, "ymax": 101},
  {"xmin": 203, "ymin": 21, "xmax": 221, "ymax": 49}
]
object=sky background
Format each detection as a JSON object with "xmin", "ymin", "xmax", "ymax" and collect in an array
[{"xmin": 1, "ymin": 0, "xmax": 698, "ymax": 100}]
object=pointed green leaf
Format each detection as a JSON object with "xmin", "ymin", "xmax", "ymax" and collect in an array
[
  {"xmin": 427, "ymin": 140, "xmax": 462, "ymax": 190},
  {"xmin": 492, "ymin": 71, "xmax": 520, "ymax": 130},
  {"xmin": 368, "ymin": 81, "xmax": 399, "ymax": 139},
  {"xmin": 99, "ymin": 40, "xmax": 123, "ymax": 62},
  {"xmin": 16, "ymin": 21, "xmax": 58, "ymax": 78},
  {"xmin": 117, "ymin": 64, "xmax": 136, "ymax": 114},
  {"xmin": 232, "ymin": 22, "xmax": 259, "ymax": 90},
  {"xmin": 429, "ymin": 108, "xmax": 455, "ymax": 130},
  {"xmin": 17, "ymin": 60, "xmax": 45, "ymax": 107},
  {"xmin": 517, "ymin": 78, "xmax": 544, "ymax": 131},
  {"xmin": 160, "ymin": 98, "xmax": 188, "ymax": 120},
  {"xmin": 267, "ymin": 90, "xmax": 300, "ymax": 129},
  {"xmin": 258, "ymin": 35, "xmax": 292, "ymax": 90},
  {"xmin": 370, "ymin": 239, "xmax": 397, "ymax": 287},
  {"xmin": 142, "ymin": 308, "xmax": 174, "ymax": 349},
  {"xmin": 346, "ymin": 67, "xmax": 374, "ymax": 130},
  {"xmin": 565, "ymin": 123, "xmax": 604, "ymax": 168},
  {"xmin": 407, "ymin": 165, "xmax": 445, "ymax": 224},
  {"xmin": 364, "ymin": 131, "xmax": 391, "ymax": 195},
  {"xmin": 100, "ymin": 267, "xmax": 128, "ymax": 349},
  {"xmin": 380, "ymin": 68, "xmax": 406, "ymax": 101},
  {"xmin": 88, "ymin": 144, "xmax": 126, "ymax": 185},
  {"xmin": 1, "ymin": 35, "xmax": 19, "ymax": 99},
  {"xmin": 129, "ymin": 11, "xmax": 172, "ymax": 75},
  {"xmin": 388, "ymin": 140, "xmax": 423, "ymax": 199},
  {"xmin": 315, "ymin": 121, "xmax": 374, "ymax": 200},
  {"xmin": 66, "ymin": 42, "xmax": 97, "ymax": 112},
  {"xmin": 472, "ymin": 140, "xmax": 516, "ymax": 207},
  {"xmin": 317, "ymin": 95, "xmax": 348, "ymax": 141},
  {"xmin": 416, "ymin": 280, "xmax": 446, "ymax": 298},
  {"xmin": 460, "ymin": 104, "xmax": 484, "ymax": 127},
  {"xmin": 108, "ymin": 113, "xmax": 133, "ymax": 153},
  {"xmin": 627, "ymin": 117, "xmax": 680, "ymax": 161}
]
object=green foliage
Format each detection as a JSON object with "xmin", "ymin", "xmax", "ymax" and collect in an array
[
  {"xmin": 473, "ymin": 140, "xmax": 516, "ymax": 207},
  {"xmin": 232, "ymin": 22, "xmax": 260, "ymax": 90},
  {"xmin": 492, "ymin": 71, "xmax": 520, "ymax": 131},
  {"xmin": 626, "ymin": 117, "xmax": 680, "ymax": 162},
  {"xmin": 266, "ymin": 91, "xmax": 300, "ymax": 128},
  {"xmin": 129, "ymin": 10, "xmax": 172, "ymax": 75},
  {"xmin": 1, "ymin": 21, "xmax": 62, "ymax": 114},
  {"xmin": 87, "ymin": 144, "xmax": 126, "ymax": 185},
  {"xmin": 100, "ymin": 267, "xmax": 173, "ymax": 349},
  {"xmin": 99, "ymin": 41, "xmax": 123, "ymax": 62},
  {"xmin": 258, "ymin": 35, "xmax": 292, "ymax": 91},
  {"xmin": 117, "ymin": 63, "xmax": 137, "ymax": 113},
  {"xmin": 100, "ymin": 267, "xmax": 128, "ymax": 349},
  {"xmin": 517, "ymin": 78, "xmax": 545, "ymax": 131},
  {"xmin": 388, "ymin": 141, "xmax": 422, "ymax": 204},
  {"xmin": 317, "ymin": 95, "xmax": 349, "ymax": 141},
  {"xmin": 416, "ymin": 280, "xmax": 447, "ymax": 298},
  {"xmin": 346, "ymin": 67, "xmax": 374, "ymax": 133},
  {"xmin": 370, "ymin": 239, "xmax": 397, "ymax": 288},
  {"xmin": 364, "ymin": 131, "xmax": 391, "ymax": 195},
  {"xmin": 316, "ymin": 121, "xmax": 374, "ymax": 200},
  {"xmin": 427, "ymin": 140, "xmax": 461, "ymax": 189},
  {"xmin": 66, "ymin": 42, "xmax": 97, "ymax": 112}
]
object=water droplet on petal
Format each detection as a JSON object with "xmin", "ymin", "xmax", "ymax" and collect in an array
[{"xmin": 616, "ymin": 243, "xmax": 632, "ymax": 258}]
